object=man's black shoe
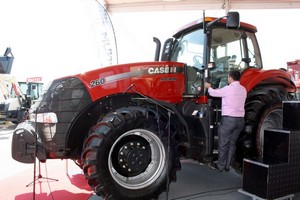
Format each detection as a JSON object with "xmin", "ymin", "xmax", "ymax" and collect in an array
[
  {"xmin": 225, "ymin": 168, "xmax": 230, "ymax": 172},
  {"xmin": 214, "ymin": 164, "xmax": 223, "ymax": 173},
  {"xmin": 208, "ymin": 162, "xmax": 223, "ymax": 172},
  {"xmin": 207, "ymin": 162, "xmax": 215, "ymax": 169}
]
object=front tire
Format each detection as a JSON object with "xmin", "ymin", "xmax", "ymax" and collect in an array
[{"xmin": 81, "ymin": 106, "xmax": 178, "ymax": 200}]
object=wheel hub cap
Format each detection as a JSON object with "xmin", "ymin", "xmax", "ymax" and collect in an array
[{"xmin": 118, "ymin": 141, "xmax": 150, "ymax": 176}]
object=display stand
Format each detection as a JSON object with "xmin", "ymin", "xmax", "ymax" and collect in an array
[
  {"xmin": 26, "ymin": 160, "xmax": 58, "ymax": 187},
  {"xmin": 238, "ymin": 189, "xmax": 294, "ymax": 200},
  {"xmin": 241, "ymin": 101, "xmax": 300, "ymax": 200},
  {"xmin": 26, "ymin": 109, "xmax": 58, "ymax": 200},
  {"xmin": 241, "ymin": 129, "xmax": 300, "ymax": 199}
]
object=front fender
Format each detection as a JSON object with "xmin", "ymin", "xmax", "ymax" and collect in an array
[{"xmin": 240, "ymin": 68, "xmax": 296, "ymax": 93}]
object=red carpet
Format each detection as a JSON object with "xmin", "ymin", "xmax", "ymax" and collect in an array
[{"xmin": 0, "ymin": 159, "xmax": 95, "ymax": 200}]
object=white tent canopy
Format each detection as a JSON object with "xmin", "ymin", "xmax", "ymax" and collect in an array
[
  {"xmin": 102, "ymin": 0, "xmax": 300, "ymax": 12},
  {"xmin": 101, "ymin": 0, "xmax": 300, "ymax": 69}
]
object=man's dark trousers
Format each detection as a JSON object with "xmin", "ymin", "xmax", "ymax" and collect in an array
[{"xmin": 217, "ymin": 116, "xmax": 245, "ymax": 170}]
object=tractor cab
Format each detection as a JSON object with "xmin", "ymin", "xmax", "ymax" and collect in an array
[{"xmin": 156, "ymin": 12, "xmax": 262, "ymax": 96}]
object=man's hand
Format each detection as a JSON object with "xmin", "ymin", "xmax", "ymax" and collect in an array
[{"xmin": 205, "ymin": 82, "xmax": 211, "ymax": 89}]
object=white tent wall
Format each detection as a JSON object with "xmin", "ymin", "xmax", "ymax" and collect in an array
[
  {"xmin": 102, "ymin": 0, "xmax": 300, "ymax": 12},
  {"xmin": 110, "ymin": 7, "xmax": 300, "ymax": 70},
  {"xmin": 102, "ymin": 0, "xmax": 300, "ymax": 70},
  {"xmin": 1, "ymin": 0, "xmax": 299, "ymax": 81}
]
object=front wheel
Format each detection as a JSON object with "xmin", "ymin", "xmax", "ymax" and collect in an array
[
  {"xmin": 81, "ymin": 106, "xmax": 178, "ymax": 200},
  {"xmin": 108, "ymin": 128, "xmax": 166, "ymax": 190}
]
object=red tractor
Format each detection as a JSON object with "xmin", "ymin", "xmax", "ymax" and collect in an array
[{"xmin": 12, "ymin": 12, "xmax": 296, "ymax": 199}]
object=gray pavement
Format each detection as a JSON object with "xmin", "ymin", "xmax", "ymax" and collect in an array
[
  {"xmin": 159, "ymin": 160, "xmax": 246, "ymax": 200},
  {"xmin": 0, "ymin": 123, "xmax": 33, "ymax": 181},
  {"xmin": 1, "ymin": 123, "xmax": 299, "ymax": 200},
  {"xmin": 86, "ymin": 159, "xmax": 247, "ymax": 200},
  {"xmin": 88, "ymin": 158, "xmax": 300, "ymax": 200}
]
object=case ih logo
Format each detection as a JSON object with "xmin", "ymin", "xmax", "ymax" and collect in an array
[{"xmin": 148, "ymin": 66, "xmax": 177, "ymax": 74}]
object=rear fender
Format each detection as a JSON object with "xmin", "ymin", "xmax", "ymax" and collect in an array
[
  {"xmin": 240, "ymin": 68, "xmax": 296, "ymax": 93},
  {"xmin": 11, "ymin": 122, "xmax": 46, "ymax": 163}
]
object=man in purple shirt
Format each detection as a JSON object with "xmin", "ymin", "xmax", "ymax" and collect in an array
[{"xmin": 205, "ymin": 70, "xmax": 247, "ymax": 172}]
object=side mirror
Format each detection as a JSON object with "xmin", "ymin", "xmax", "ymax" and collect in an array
[{"xmin": 227, "ymin": 12, "xmax": 240, "ymax": 29}]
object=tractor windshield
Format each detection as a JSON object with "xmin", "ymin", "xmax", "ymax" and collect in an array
[
  {"xmin": 209, "ymin": 27, "xmax": 262, "ymax": 88},
  {"xmin": 171, "ymin": 29, "xmax": 205, "ymax": 70}
]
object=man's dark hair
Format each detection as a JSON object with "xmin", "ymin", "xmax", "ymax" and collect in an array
[{"xmin": 229, "ymin": 70, "xmax": 241, "ymax": 81}]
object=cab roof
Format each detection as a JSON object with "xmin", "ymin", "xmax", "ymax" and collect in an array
[{"xmin": 173, "ymin": 17, "xmax": 257, "ymax": 38}]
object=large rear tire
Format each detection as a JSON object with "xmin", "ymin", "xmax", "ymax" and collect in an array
[
  {"xmin": 81, "ymin": 106, "xmax": 179, "ymax": 200},
  {"xmin": 234, "ymin": 87, "xmax": 292, "ymax": 170},
  {"xmin": 255, "ymin": 103, "xmax": 283, "ymax": 156}
]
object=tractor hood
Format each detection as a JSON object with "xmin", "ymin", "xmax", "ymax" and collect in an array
[
  {"xmin": 30, "ymin": 61, "xmax": 186, "ymax": 125},
  {"xmin": 71, "ymin": 61, "xmax": 186, "ymax": 102}
]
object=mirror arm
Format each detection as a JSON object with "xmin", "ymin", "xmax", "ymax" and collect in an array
[{"xmin": 206, "ymin": 16, "xmax": 225, "ymax": 29}]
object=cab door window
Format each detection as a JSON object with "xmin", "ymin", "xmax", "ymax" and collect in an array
[{"xmin": 209, "ymin": 28, "xmax": 260, "ymax": 88}]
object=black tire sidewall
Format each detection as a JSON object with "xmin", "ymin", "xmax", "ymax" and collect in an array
[{"xmin": 85, "ymin": 107, "xmax": 176, "ymax": 200}]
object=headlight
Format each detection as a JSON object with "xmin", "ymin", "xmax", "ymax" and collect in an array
[{"xmin": 29, "ymin": 112, "xmax": 58, "ymax": 123}]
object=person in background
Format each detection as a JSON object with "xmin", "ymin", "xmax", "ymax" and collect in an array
[{"xmin": 204, "ymin": 70, "xmax": 247, "ymax": 172}]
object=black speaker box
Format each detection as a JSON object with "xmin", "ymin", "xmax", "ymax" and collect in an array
[
  {"xmin": 242, "ymin": 129, "xmax": 300, "ymax": 199},
  {"xmin": 283, "ymin": 101, "xmax": 300, "ymax": 130}
]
